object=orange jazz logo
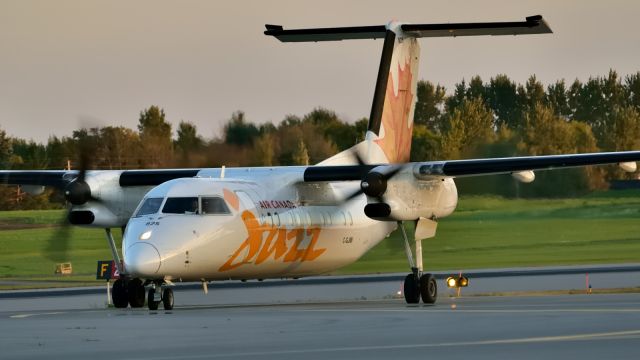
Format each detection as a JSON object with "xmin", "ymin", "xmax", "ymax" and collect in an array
[{"xmin": 219, "ymin": 210, "xmax": 326, "ymax": 272}]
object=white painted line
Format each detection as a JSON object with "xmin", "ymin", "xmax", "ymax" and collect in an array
[
  {"xmin": 294, "ymin": 308, "xmax": 640, "ymax": 314},
  {"xmin": 9, "ymin": 311, "xmax": 65, "ymax": 319},
  {"xmin": 146, "ymin": 329, "xmax": 640, "ymax": 359}
]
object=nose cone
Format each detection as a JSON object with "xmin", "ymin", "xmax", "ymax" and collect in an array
[{"xmin": 124, "ymin": 242, "xmax": 161, "ymax": 277}]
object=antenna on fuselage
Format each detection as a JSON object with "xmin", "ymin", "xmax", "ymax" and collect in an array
[{"xmin": 220, "ymin": 165, "xmax": 226, "ymax": 179}]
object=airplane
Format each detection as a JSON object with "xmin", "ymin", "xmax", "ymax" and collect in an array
[{"xmin": 3, "ymin": 15, "xmax": 640, "ymax": 310}]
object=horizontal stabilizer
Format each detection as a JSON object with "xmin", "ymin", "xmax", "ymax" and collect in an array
[
  {"xmin": 265, "ymin": 15, "xmax": 551, "ymax": 42},
  {"xmin": 264, "ymin": 24, "xmax": 387, "ymax": 42},
  {"xmin": 401, "ymin": 15, "xmax": 552, "ymax": 38}
]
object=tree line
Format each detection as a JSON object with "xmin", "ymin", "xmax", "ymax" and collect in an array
[{"xmin": 1, "ymin": 70, "xmax": 639, "ymax": 209}]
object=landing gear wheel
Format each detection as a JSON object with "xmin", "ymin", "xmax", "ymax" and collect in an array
[
  {"xmin": 162, "ymin": 288, "xmax": 174, "ymax": 310},
  {"xmin": 403, "ymin": 274, "xmax": 420, "ymax": 304},
  {"xmin": 112, "ymin": 279, "xmax": 128, "ymax": 308},
  {"xmin": 148, "ymin": 288, "xmax": 159, "ymax": 310},
  {"xmin": 420, "ymin": 273, "xmax": 437, "ymax": 304},
  {"xmin": 127, "ymin": 278, "xmax": 145, "ymax": 308}
]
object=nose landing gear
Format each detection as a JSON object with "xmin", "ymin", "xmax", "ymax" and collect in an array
[
  {"xmin": 111, "ymin": 278, "xmax": 174, "ymax": 310},
  {"xmin": 148, "ymin": 281, "xmax": 174, "ymax": 310}
]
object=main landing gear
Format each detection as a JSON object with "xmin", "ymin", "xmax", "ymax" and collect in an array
[
  {"xmin": 111, "ymin": 278, "xmax": 174, "ymax": 310},
  {"xmin": 399, "ymin": 220, "xmax": 438, "ymax": 304}
]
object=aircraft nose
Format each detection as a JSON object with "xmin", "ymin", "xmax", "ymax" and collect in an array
[{"xmin": 124, "ymin": 242, "xmax": 161, "ymax": 276}]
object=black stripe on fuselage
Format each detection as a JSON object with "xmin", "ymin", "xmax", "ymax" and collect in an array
[
  {"xmin": 119, "ymin": 169, "xmax": 201, "ymax": 187},
  {"xmin": 303, "ymin": 165, "xmax": 376, "ymax": 182}
]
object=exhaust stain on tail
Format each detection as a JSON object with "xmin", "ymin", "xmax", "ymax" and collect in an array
[{"xmin": 375, "ymin": 38, "xmax": 420, "ymax": 163}]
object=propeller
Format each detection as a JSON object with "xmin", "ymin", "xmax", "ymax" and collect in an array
[
  {"xmin": 44, "ymin": 211, "xmax": 73, "ymax": 263},
  {"xmin": 63, "ymin": 138, "xmax": 100, "ymax": 205},
  {"xmin": 45, "ymin": 136, "xmax": 102, "ymax": 263},
  {"xmin": 342, "ymin": 149, "xmax": 405, "ymax": 203}
]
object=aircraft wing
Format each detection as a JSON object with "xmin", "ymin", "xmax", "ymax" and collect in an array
[
  {"xmin": 0, "ymin": 169, "xmax": 201, "ymax": 188},
  {"xmin": 413, "ymin": 151, "xmax": 640, "ymax": 179},
  {"xmin": 302, "ymin": 151, "xmax": 640, "ymax": 182},
  {"xmin": 0, "ymin": 170, "xmax": 69, "ymax": 188}
]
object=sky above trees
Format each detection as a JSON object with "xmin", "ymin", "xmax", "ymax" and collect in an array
[{"xmin": 1, "ymin": 0, "xmax": 640, "ymax": 142}]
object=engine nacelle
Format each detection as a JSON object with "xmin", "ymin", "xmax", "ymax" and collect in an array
[
  {"xmin": 69, "ymin": 202, "xmax": 120, "ymax": 227},
  {"xmin": 364, "ymin": 167, "xmax": 458, "ymax": 221},
  {"xmin": 68, "ymin": 171, "xmax": 152, "ymax": 228}
]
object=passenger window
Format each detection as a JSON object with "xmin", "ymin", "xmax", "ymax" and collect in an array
[
  {"xmin": 162, "ymin": 197, "xmax": 199, "ymax": 214},
  {"xmin": 347, "ymin": 212, "xmax": 353, "ymax": 226},
  {"xmin": 267, "ymin": 212, "xmax": 273, "ymax": 227},
  {"xmin": 201, "ymin": 197, "xmax": 231, "ymax": 215},
  {"xmin": 135, "ymin": 198, "xmax": 163, "ymax": 217},
  {"xmin": 275, "ymin": 213, "xmax": 281, "ymax": 227}
]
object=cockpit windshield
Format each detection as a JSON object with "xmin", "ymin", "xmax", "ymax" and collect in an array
[
  {"xmin": 134, "ymin": 195, "xmax": 232, "ymax": 217},
  {"xmin": 134, "ymin": 197, "xmax": 163, "ymax": 217},
  {"xmin": 162, "ymin": 197, "xmax": 199, "ymax": 214},
  {"xmin": 201, "ymin": 197, "xmax": 231, "ymax": 215}
]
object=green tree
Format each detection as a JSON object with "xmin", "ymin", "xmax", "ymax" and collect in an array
[
  {"xmin": 137, "ymin": 106, "xmax": 173, "ymax": 168},
  {"xmin": 0, "ymin": 129, "xmax": 13, "ymax": 168},
  {"xmin": 413, "ymin": 80, "xmax": 446, "ymax": 130},
  {"xmin": 626, "ymin": 72, "xmax": 640, "ymax": 111},
  {"xmin": 175, "ymin": 121, "xmax": 203, "ymax": 153},
  {"xmin": 518, "ymin": 104, "xmax": 602, "ymax": 196},
  {"xmin": 440, "ymin": 98, "xmax": 495, "ymax": 159},
  {"xmin": 253, "ymin": 132, "xmax": 276, "ymax": 166},
  {"xmin": 486, "ymin": 74, "xmax": 519, "ymax": 129},
  {"xmin": 445, "ymin": 80, "xmax": 467, "ymax": 114},
  {"xmin": 99, "ymin": 126, "xmax": 140, "ymax": 169},
  {"xmin": 546, "ymin": 80, "xmax": 571, "ymax": 117},
  {"xmin": 224, "ymin": 111, "xmax": 259, "ymax": 146},
  {"xmin": 410, "ymin": 124, "xmax": 441, "ymax": 161},
  {"xmin": 467, "ymin": 75, "xmax": 486, "ymax": 101},
  {"xmin": 292, "ymin": 139, "xmax": 310, "ymax": 165}
]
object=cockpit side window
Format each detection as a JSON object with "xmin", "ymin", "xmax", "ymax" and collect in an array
[
  {"xmin": 201, "ymin": 197, "xmax": 231, "ymax": 215},
  {"xmin": 135, "ymin": 197, "xmax": 164, "ymax": 217},
  {"xmin": 162, "ymin": 197, "xmax": 199, "ymax": 215}
]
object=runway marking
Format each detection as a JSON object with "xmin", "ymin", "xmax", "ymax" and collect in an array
[
  {"xmin": 10, "ymin": 312, "xmax": 66, "ymax": 319},
  {"xmin": 146, "ymin": 329, "xmax": 640, "ymax": 359},
  {"xmin": 294, "ymin": 308, "xmax": 640, "ymax": 314}
]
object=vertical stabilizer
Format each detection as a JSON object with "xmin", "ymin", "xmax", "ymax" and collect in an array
[{"xmin": 369, "ymin": 27, "xmax": 420, "ymax": 163}]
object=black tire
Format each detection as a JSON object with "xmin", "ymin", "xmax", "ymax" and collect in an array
[
  {"xmin": 420, "ymin": 273, "xmax": 437, "ymax": 304},
  {"xmin": 127, "ymin": 278, "xmax": 146, "ymax": 308},
  {"xmin": 112, "ymin": 279, "xmax": 129, "ymax": 308},
  {"xmin": 403, "ymin": 274, "xmax": 420, "ymax": 304},
  {"xmin": 162, "ymin": 288, "xmax": 174, "ymax": 310},
  {"xmin": 148, "ymin": 288, "xmax": 159, "ymax": 310}
]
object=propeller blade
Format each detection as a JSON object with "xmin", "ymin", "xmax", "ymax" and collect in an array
[
  {"xmin": 44, "ymin": 210, "xmax": 72, "ymax": 263},
  {"xmin": 343, "ymin": 188, "xmax": 365, "ymax": 201},
  {"xmin": 76, "ymin": 137, "xmax": 93, "ymax": 183},
  {"xmin": 352, "ymin": 150, "xmax": 367, "ymax": 166},
  {"xmin": 381, "ymin": 165, "xmax": 403, "ymax": 180}
]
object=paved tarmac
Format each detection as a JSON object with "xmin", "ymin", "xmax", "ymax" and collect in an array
[{"xmin": 2, "ymin": 266, "xmax": 640, "ymax": 359}]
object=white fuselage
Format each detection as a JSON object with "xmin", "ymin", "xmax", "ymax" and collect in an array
[{"xmin": 121, "ymin": 167, "xmax": 457, "ymax": 282}]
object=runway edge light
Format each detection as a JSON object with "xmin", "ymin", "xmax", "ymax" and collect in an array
[{"xmin": 446, "ymin": 275, "xmax": 469, "ymax": 288}]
